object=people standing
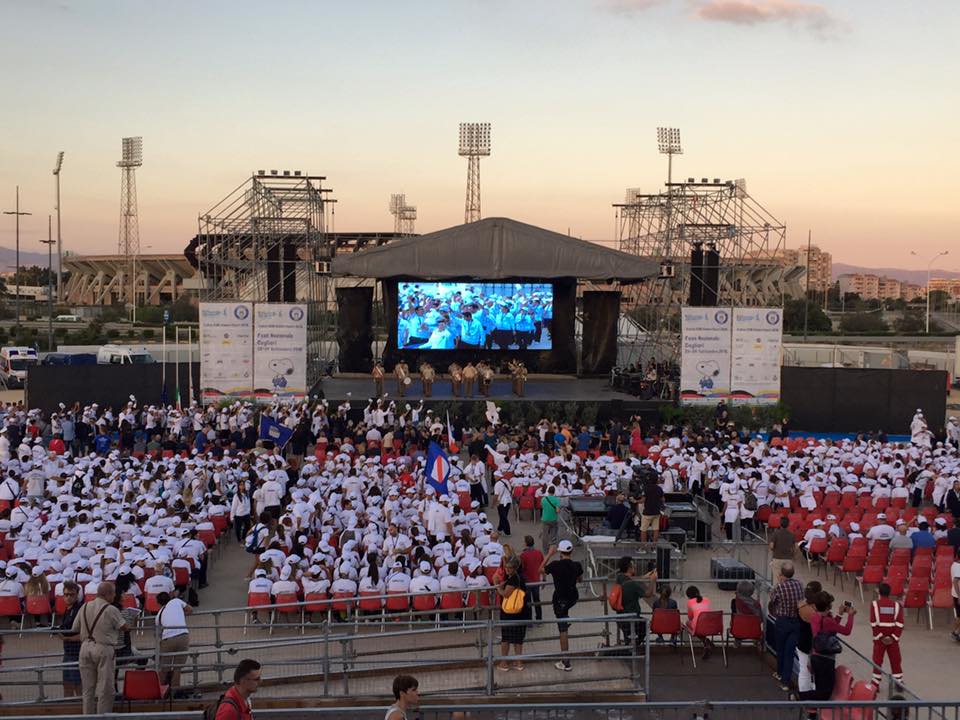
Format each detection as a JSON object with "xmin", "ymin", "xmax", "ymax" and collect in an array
[
  {"xmin": 870, "ymin": 582, "xmax": 904, "ymax": 689},
  {"xmin": 614, "ymin": 557, "xmax": 649, "ymax": 650},
  {"xmin": 639, "ymin": 472, "xmax": 664, "ymax": 544},
  {"xmin": 495, "ymin": 557, "xmax": 530, "ymax": 671},
  {"xmin": 493, "ymin": 472, "xmax": 512, "ymax": 536},
  {"xmin": 385, "ymin": 674, "xmax": 419, "ymax": 720},
  {"xmin": 58, "ymin": 580, "xmax": 83, "ymax": 698},
  {"xmin": 794, "ymin": 580, "xmax": 822, "ymax": 699},
  {"xmin": 70, "ymin": 581, "xmax": 128, "ymax": 715},
  {"xmin": 519, "ymin": 536, "xmax": 545, "ymax": 621},
  {"xmin": 214, "ymin": 658, "xmax": 261, "ymax": 720},
  {"xmin": 540, "ymin": 540, "xmax": 584, "ymax": 671},
  {"xmin": 539, "ymin": 485, "xmax": 561, "ymax": 551},
  {"xmin": 769, "ymin": 517, "xmax": 797, "ymax": 581},
  {"xmin": 232, "ymin": 481, "xmax": 252, "ymax": 544},
  {"xmin": 767, "ymin": 562, "xmax": 804, "ymax": 692},
  {"xmin": 805, "ymin": 592, "xmax": 856, "ymax": 701},
  {"xmin": 157, "ymin": 590, "xmax": 193, "ymax": 697}
]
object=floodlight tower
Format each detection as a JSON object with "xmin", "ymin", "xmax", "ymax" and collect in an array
[
  {"xmin": 52, "ymin": 151, "xmax": 64, "ymax": 303},
  {"xmin": 117, "ymin": 137, "xmax": 142, "ymax": 314},
  {"xmin": 458, "ymin": 122, "xmax": 491, "ymax": 224},
  {"xmin": 389, "ymin": 194, "xmax": 406, "ymax": 235},
  {"xmin": 657, "ymin": 127, "xmax": 682, "ymax": 257}
]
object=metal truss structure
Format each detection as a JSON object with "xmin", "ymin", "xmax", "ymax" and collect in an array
[
  {"xmin": 459, "ymin": 123, "xmax": 490, "ymax": 224},
  {"xmin": 117, "ymin": 137, "xmax": 142, "ymax": 307},
  {"xmin": 194, "ymin": 170, "xmax": 337, "ymax": 388},
  {"xmin": 389, "ymin": 193, "xmax": 417, "ymax": 235},
  {"xmin": 614, "ymin": 174, "xmax": 801, "ymax": 367}
]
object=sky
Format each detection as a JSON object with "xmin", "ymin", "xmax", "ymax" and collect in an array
[{"xmin": 1, "ymin": 0, "xmax": 958, "ymax": 270}]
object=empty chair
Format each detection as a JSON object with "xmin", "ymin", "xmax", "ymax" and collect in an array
[
  {"xmin": 122, "ymin": 669, "xmax": 171, "ymax": 711},
  {"xmin": 725, "ymin": 613, "xmax": 763, "ymax": 667}
]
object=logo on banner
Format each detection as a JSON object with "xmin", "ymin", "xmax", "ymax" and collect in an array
[
  {"xmin": 289, "ymin": 306, "xmax": 305, "ymax": 322},
  {"xmin": 714, "ymin": 310, "xmax": 730, "ymax": 324},
  {"xmin": 234, "ymin": 305, "xmax": 250, "ymax": 320},
  {"xmin": 766, "ymin": 311, "xmax": 781, "ymax": 325}
]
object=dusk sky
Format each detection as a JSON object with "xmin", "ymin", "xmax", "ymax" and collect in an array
[{"xmin": 1, "ymin": 0, "xmax": 957, "ymax": 270}]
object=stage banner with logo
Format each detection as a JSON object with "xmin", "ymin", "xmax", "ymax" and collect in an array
[
  {"xmin": 253, "ymin": 303, "xmax": 308, "ymax": 400},
  {"xmin": 199, "ymin": 302, "xmax": 254, "ymax": 401},
  {"xmin": 680, "ymin": 307, "xmax": 733, "ymax": 405},
  {"xmin": 730, "ymin": 307, "xmax": 783, "ymax": 405}
]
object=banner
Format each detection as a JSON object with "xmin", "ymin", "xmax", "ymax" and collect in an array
[
  {"xmin": 259, "ymin": 414, "xmax": 294, "ymax": 448},
  {"xmin": 253, "ymin": 303, "xmax": 308, "ymax": 400},
  {"xmin": 679, "ymin": 307, "xmax": 732, "ymax": 405},
  {"xmin": 199, "ymin": 302, "xmax": 254, "ymax": 401},
  {"xmin": 425, "ymin": 441, "xmax": 450, "ymax": 495},
  {"xmin": 730, "ymin": 307, "xmax": 783, "ymax": 404}
]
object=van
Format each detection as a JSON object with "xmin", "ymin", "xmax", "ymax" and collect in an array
[
  {"xmin": 55, "ymin": 314, "xmax": 81, "ymax": 323},
  {"xmin": 41, "ymin": 352, "xmax": 97, "ymax": 366},
  {"xmin": 0, "ymin": 346, "xmax": 39, "ymax": 388},
  {"xmin": 96, "ymin": 344, "xmax": 156, "ymax": 365}
]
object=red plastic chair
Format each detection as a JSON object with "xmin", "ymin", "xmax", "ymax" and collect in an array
[
  {"xmin": 516, "ymin": 495, "xmax": 536, "ymax": 520},
  {"xmin": 122, "ymin": 669, "xmax": 171, "ymax": 710},
  {"xmin": 725, "ymin": 613, "xmax": 763, "ymax": 667},
  {"xmin": 848, "ymin": 680, "xmax": 878, "ymax": 720},
  {"xmin": 211, "ymin": 515, "xmax": 228, "ymax": 535},
  {"xmin": 198, "ymin": 529, "xmax": 216, "ymax": 549},
  {"xmin": 173, "ymin": 566, "xmax": 191, "ymax": 587},
  {"xmin": 857, "ymin": 564, "xmax": 885, "ymax": 603},
  {"xmin": 440, "ymin": 591, "xmax": 465, "ymax": 611},
  {"xmin": 23, "ymin": 595, "xmax": 52, "ymax": 631},
  {"xmin": 270, "ymin": 591, "xmax": 300, "ymax": 634},
  {"xmin": 385, "ymin": 591, "xmax": 411, "ymax": 614},
  {"xmin": 412, "ymin": 592, "xmax": 438, "ymax": 613},
  {"xmin": 122, "ymin": 593, "xmax": 140, "ymax": 610},
  {"xmin": 903, "ymin": 577, "xmax": 931, "ymax": 629},
  {"xmin": 685, "ymin": 610, "xmax": 725, "ymax": 668},
  {"xmin": 832, "ymin": 664, "xmax": 854, "ymax": 699},
  {"xmin": 144, "ymin": 593, "xmax": 162, "ymax": 614},
  {"xmin": 806, "ymin": 536, "xmax": 830, "ymax": 572},
  {"xmin": 244, "ymin": 591, "xmax": 272, "ymax": 634},
  {"xmin": 53, "ymin": 594, "xmax": 68, "ymax": 622}
]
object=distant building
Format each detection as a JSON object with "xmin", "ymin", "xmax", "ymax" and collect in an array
[
  {"xmin": 838, "ymin": 273, "xmax": 927, "ymax": 301},
  {"xmin": 927, "ymin": 278, "xmax": 960, "ymax": 300},
  {"xmin": 766, "ymin": 245, "xmax": 832, "ymax": 295}
]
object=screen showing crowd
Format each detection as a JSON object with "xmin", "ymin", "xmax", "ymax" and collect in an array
[{"xmin": 397, "ymin": 282, "xmax": 553, "ymax": 351}]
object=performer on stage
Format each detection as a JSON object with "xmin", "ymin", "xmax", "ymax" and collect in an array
[
  {"xmin": 394, "ymin": 361, "xmax": 410, "ymax": 397},
  {"xmin": 420, "ymin": 362, "xmax": 436, "ymax": 398},
  {"xmin": 372, "ymin": 360, "xmax": 385, "ymax": 397},
  {"xmin": 478, "ymin": 361, "xmax": 494, "ymax": 396},
  {"xmin": 462, "ymin": 362, "xmax": 477, "ymax": 398},
  {"xmin": 508, "ymin": 359, "xmax": 527, "ymax": 397},
  {"xmin": 449, "ymin": 362, "xmax": 463, "ymax": 397}
]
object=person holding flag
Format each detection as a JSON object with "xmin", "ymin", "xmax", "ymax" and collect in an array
[{"xmin": 425, "ymin": 441, "xmax": 451, "ymax": 497}]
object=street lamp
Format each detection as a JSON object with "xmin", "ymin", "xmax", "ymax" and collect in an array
[
  {"xmin": 912, "ymin": 250, "xmax": 949, "ymax": 333},
  {"xmin": 53, "ymin": 152, "xmax": 64, "ymax": 304},
  {"xmin": 3, "ymin": 186, "xmax": 32, "ymax": 336}
]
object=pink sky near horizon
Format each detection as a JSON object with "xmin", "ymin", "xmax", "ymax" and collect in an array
[{"xmin": 1, "ymin": 0, "xmax": 958, "ymax": 271}]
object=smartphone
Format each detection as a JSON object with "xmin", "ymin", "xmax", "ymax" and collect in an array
[{"xmin": 842, "ymin": 600, "xmax": 853, "ymax": 609}]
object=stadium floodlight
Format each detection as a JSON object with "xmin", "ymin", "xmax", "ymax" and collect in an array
[
  {"xmin": 459, "ymin": 123, "xmax": 491, "ymax": 157},
  {"xmin": 656, "ymin": 127, "xmax": 682, "ymax": 155},
  {"xmin": 389, "ymin": 193, "xmax": 406, "ymax": 214},
  {"xmin": 118, "ymin": 136, "xmax": 143, "ymax": 167},
  {"xmin": 53, "ymin": 151, "xmax": 64, "ymax": 176}
]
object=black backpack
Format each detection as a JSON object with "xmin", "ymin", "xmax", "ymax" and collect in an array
[
  {"xmin": 203, "ymin": 694, "xmax": 240, "ymax": 720},
  {"xmin": 743, "ymin": 490, "xmax": 758, "ymax": 512}
]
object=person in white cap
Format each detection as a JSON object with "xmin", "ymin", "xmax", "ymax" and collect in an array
[
  {"xmin": 799, "ymin": 519, "xmax": 827, "ymax": 561},
  {"xmin": 866, "ymin": 514, "xmax": 896, "ymax": 547},
  {"xmin": 539, "ymin": 540, "xmax": 583, "ymax": 671}
]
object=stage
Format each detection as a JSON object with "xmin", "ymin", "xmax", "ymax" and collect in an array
[{"xmin": 322, "ymin": 373, "xmax": 655, "ymax": 405}]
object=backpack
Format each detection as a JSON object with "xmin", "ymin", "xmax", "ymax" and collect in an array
[
  {"xmin": 743, "ymin": 490, "xmax": 758, "ymax": 512},
  {"xmin": 812, "ymin": 631, "xmax": 842, "ymax": 656},
  {"xmin": 608, "ymin": 583, "xmax": 624, "ymax": 612},
  {"xmin": 245, "ymin": 524, "xmax": 266, "ymax": 554},
  {"xmin": 203, "ymin": 694, "xmax": 240, "ymax": 720}
]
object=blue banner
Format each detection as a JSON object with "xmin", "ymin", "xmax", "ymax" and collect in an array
[
  {"xmin": 259, "ymin": 414, "xmax": 294, "ymax": 448},
  {"xmin": 425, "ymin": 441, "xmax": 450, "ymax": 495}
]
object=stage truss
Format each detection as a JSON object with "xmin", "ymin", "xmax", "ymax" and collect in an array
[
  {"xmin": 195, "ymin": 171, "xmax": 337, "ymax": 388},
  {"xmin": 614, "ymin": 177, "xmax": 800, "ymax": 367}
]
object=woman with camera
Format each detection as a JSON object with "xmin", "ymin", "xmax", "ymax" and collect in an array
[{"xmin": 804, "ymin": 591, "xmax": 856, "ymax": 701}]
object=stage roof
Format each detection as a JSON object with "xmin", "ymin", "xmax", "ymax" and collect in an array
[{"xmin": 330, "ymin": 217, "xmax": 659, "ymax": 281}]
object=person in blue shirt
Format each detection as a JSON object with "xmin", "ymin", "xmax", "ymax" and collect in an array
[
  {"xmin": 478, "ymin": 303, "xmax": 497, "ymax": 350},
  {"xmin": 459, "ymin": 311, "xmax": 484, "ymax": 350},
  {"xmin": 423, "ymin": 318, "xmax": 456, "ymax": 349},
  {"xmin": 94, "ymin": 428, "xmax": 112, "ymax": 455},
  {"xmin": 514, "ymin": 307, "xmax": 536, "ymax": 350},
  {"xmin": 910, "ymin": 521, "xmax": 937, "ymax": 551},
  {"xmin": 494, "ymin": 304, "xmax": 516, "ymax": 349},
  {"xmin": 576, "ymin": 426, "xmax": 592, "ymax": 453}
]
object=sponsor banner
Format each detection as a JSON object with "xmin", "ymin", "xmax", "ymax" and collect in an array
[
  {"xmin": 199, "ymin": 302, "xmax": 254, "ymax": 401},
  {"xmin": 680, "ymin": 307, "xmax": 733, "ymax": 405},
  {"xmin": 253, "ymin": 303, "xmax": 308, "ymax": 400},
  {"xmin": 730, "ymin": 307, "xmax": 783, "ymax": 405}
]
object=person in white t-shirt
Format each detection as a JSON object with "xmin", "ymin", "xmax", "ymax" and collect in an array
[{"xmin": 157, "ymin": 590, "xmax": 192, "ymax": 695}]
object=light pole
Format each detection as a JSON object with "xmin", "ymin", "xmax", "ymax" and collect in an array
[
  {"xmin": 53, "ymin": 152, "xmax": 64, "ymax": 304},
  {"xmin": 3, "ymin": 186, "xmax": 32, "ymax": 336},
  {"xmin": 912, "ymin": 250, "xmax": 949, "ymax": 333},
  {"xmin": 40, "ymin": 216, "xmax": 55, "ymax": 351}
]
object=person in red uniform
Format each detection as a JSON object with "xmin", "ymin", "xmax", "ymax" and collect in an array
[
  {"xmin": 215, "ymin": 658, "xmax": 261, "ymax": 720},
  {"xmin": 870, "ymin": 582, "xmax": 904, "ymax": 689}
]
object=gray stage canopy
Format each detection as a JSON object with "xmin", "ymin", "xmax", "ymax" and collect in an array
[{"xmin": 330, "ymin": 217, "xmax": 659, "ymax": 281}]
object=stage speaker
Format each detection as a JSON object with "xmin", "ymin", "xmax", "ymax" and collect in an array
[
  {"xmin": 703, "ymin": 247, "xmax": 720, "ymax": 307},
  {"xmin": 688, "ymin": 244, "xmax": 704, "ymax": 307},
  {"xmin": 266, "ymin": 244, "xmax": 281, "ymax": 302},
  {"xmin": 581, "ymin": 291, "xmax": 620, "ymax": 375},
  {"xmin": 336, "ymin": 287, "xmax": 374, "ymax": 373},
  {"xmin": 282, "ymin": 239, "xmax": 297, "ymax": 302}
]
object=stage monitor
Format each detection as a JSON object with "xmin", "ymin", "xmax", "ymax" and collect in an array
[{"xmin": 397, "ymin": 281, "xmax": 553, "ymax": 351}]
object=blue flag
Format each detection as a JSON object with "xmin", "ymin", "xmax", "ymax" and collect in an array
[
  {"xmin": 425, "ymin": 441, "xmax": 450, "ymax": 495},
  {"xmin": 259, "ymin": 415, "xmax": 294, "ymax": 449}
]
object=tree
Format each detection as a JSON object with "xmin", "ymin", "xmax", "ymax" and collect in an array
[
  {"xmin": 894, "ymin": 309, "xmax": 925, "ymax": 334},
  {"xmin": 839, "ymin": 312, "xmax": 888, "ymax": 333},
  {"xmin": 783, "ymin": 298, "xmax": 832, "ymax": 333}
]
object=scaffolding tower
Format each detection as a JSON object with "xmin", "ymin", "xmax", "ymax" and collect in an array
[
  {"xmin": 389, "ymin": 193, "xmax": 417, "ymax": 235},
  {"xmin": 195, "ymin": 170, "xmax": 337, "ymax": 388},
  {"xmin": 615, "ymin": 148, "xmax": 796, "ymax": 367},
  {"xmin": 117, "ymin": 137, "xmax": 142, "ymax": 307}
]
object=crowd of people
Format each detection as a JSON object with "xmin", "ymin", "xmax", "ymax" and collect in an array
[{"xmin": 0, "ymin": 391, "xmax": 958, "ymax": 710}]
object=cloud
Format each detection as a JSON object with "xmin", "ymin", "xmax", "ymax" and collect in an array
[
  {"xmin": 597, "ymin": 0, "xmax": 664, "ymax": 15},
  {"xmin": 693, "ymin": 0, "xmax": 844, "ymax": 35}
]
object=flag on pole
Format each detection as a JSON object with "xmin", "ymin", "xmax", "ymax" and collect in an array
[
  {"xmin": 446, "ymin": 412, "xmax": 459, "ymax": 454},
  {"xmin": 425, "ymin": 440, "xmax": 450, "ymax": 495},
  {"xmin": 259, "ymin": 414, "xmax": 295, "ymax": 449},
  {"xmin": 486, "ymin": 446, "xmax": 506, "ymax": 468}
]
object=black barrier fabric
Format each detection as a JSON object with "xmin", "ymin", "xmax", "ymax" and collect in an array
[
  {"xmin": 336, "ymin": 286, "xmax": 375, "ymax": 373},
  {"xmin": 580, "ymin": 291, "xmax": 620, "ymax": 375},
  {"xmin": 781, "ymin": 366, "xmax": 947, "ymax": 434},
  {"xmin": 381, "ymin": 277, "xmax": 577, "ymax": 373},
  {"xmin": 26, "ymin": 363, "xmax": 200, "ymax": 416}
]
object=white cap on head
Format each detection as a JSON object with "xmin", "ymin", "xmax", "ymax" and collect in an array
[{"xmin": 558, "ymin": 540, "xmax": 574, "ymax": 553}]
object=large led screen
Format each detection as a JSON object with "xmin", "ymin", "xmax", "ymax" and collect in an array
[{"xmin": 397, "ymin": 282, "xmax": 553, "ymax": 350}]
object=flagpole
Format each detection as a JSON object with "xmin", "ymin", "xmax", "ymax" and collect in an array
[{"xmin": 161, "ymin": 324, "xmax": 166, "ymax": 403}]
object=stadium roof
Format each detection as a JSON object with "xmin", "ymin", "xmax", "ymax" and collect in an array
[{"xmin": 330, "ymin": 217, "xmax": 659, "ymax": 281}]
